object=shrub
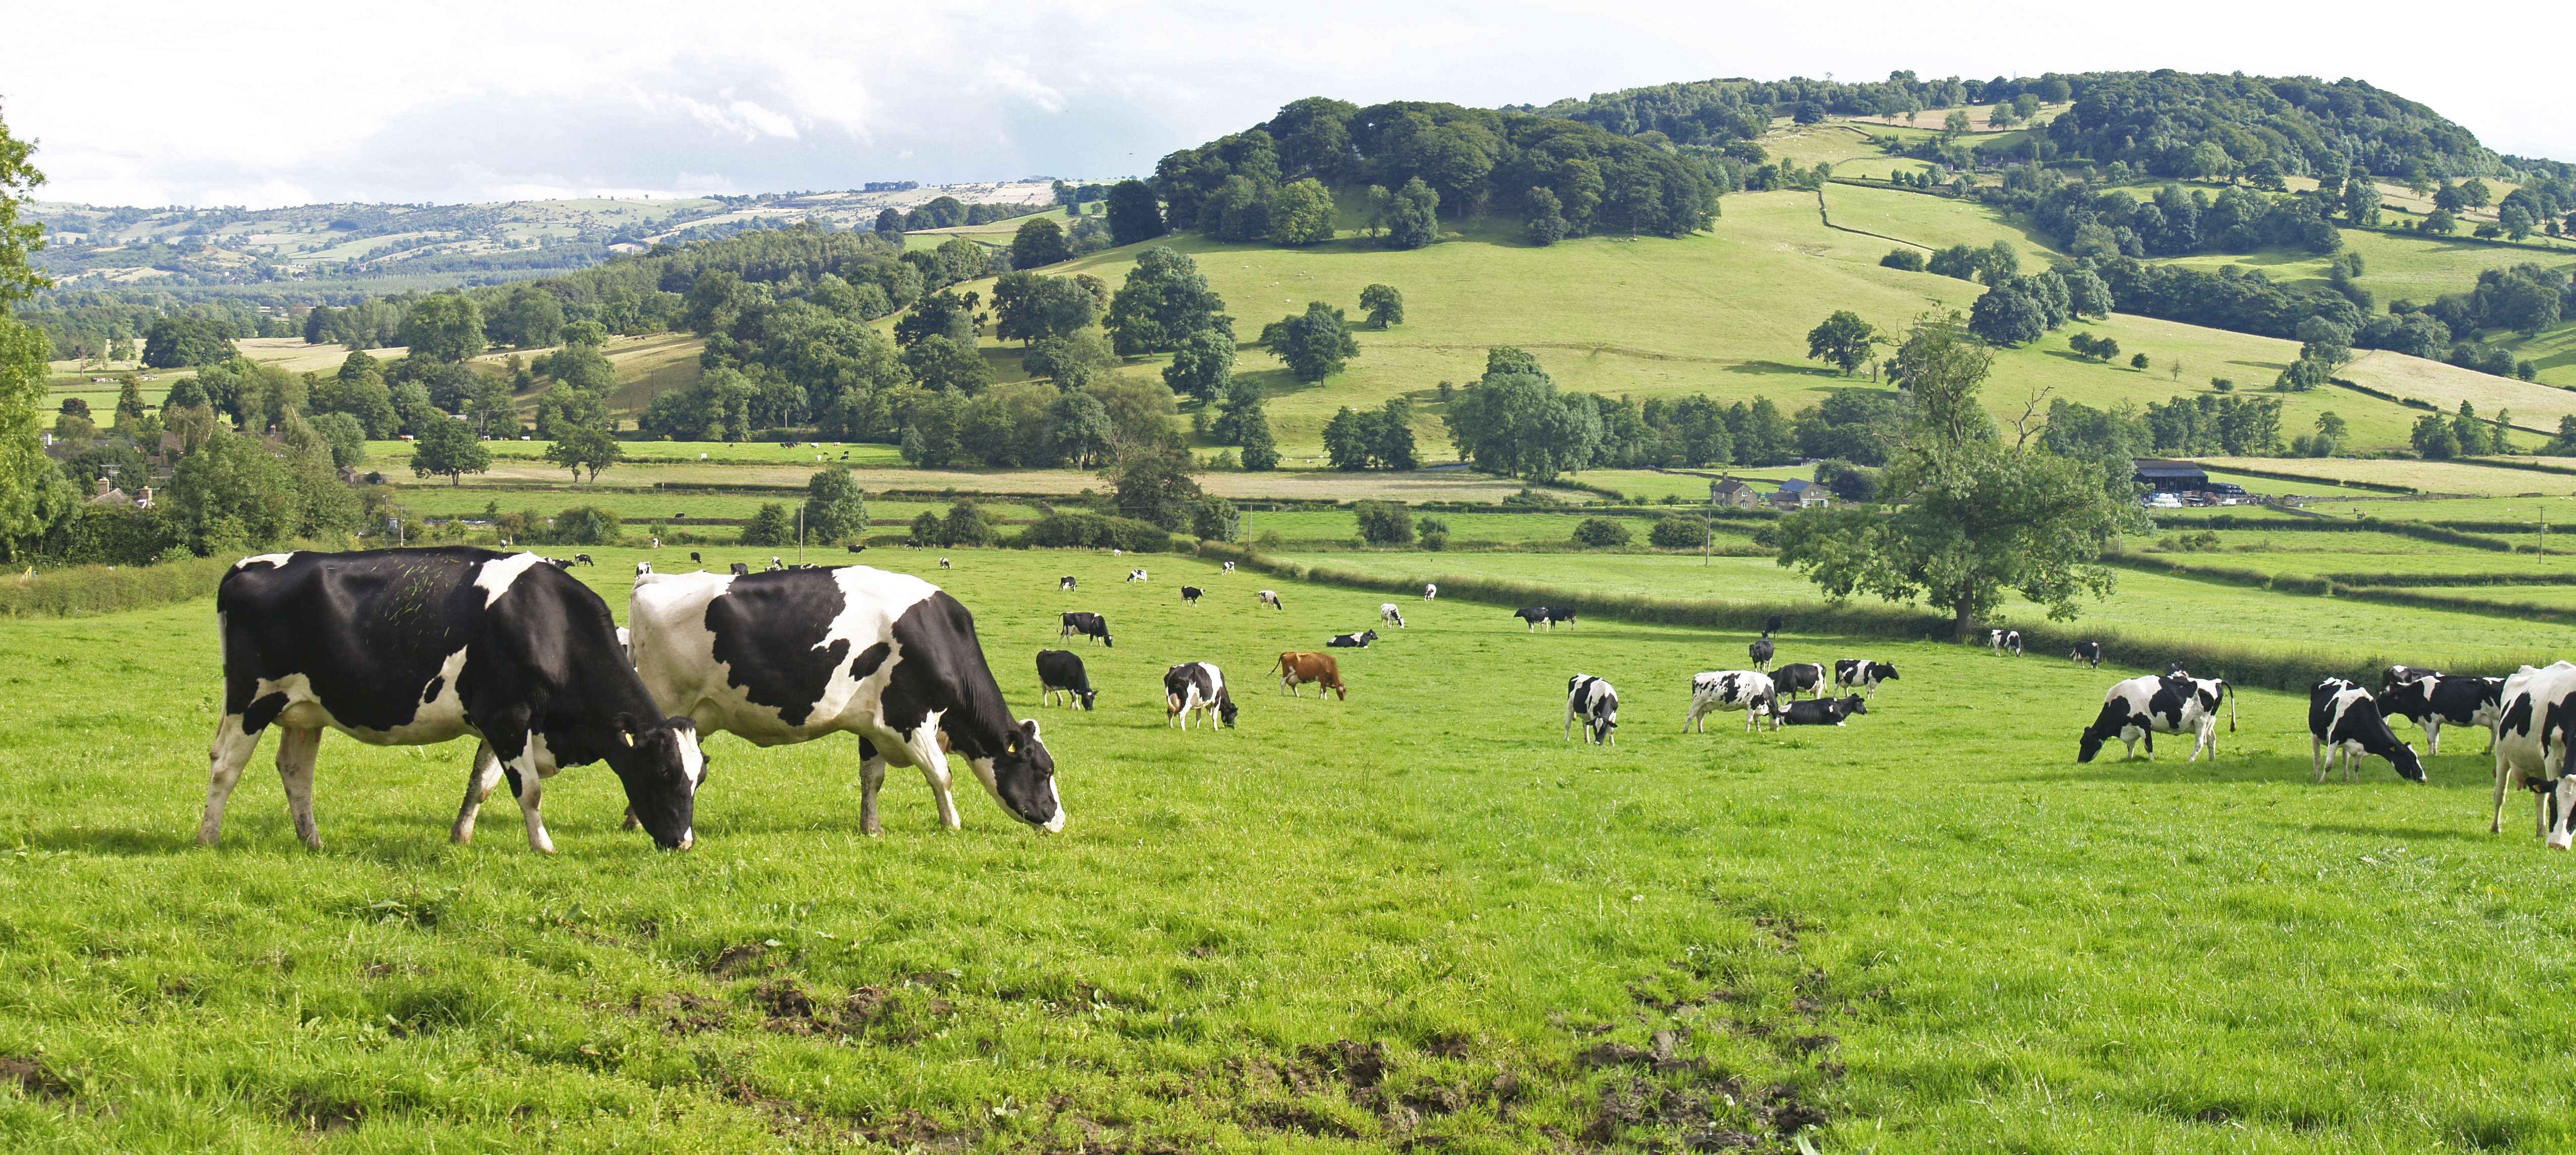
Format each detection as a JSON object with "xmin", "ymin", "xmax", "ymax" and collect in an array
[
  {"xmin": 1420, "ymin": 530, "xmax": 1449, "ymax": 552},
  {"xmin": 1879, "ymin": 248, "xmax": 1927, "ymax": 272},
  {"xmin": 1648, "ymin": 514, "xmax": 1709, "ymax": 549},
  {"xmin": 1572, "ymin": 517, "xmax": 1632, "ymax": 548},
  {"xmin": 2130, "ymin": 352, "xmax": 2151, "ymax": 370},
  {"xmin": 0, "ymin": 553, "xmax": 236, "ymax": 618},
  {"xmin": 908, "ymin": 510, "xmax": 942, "ymax": 545},
  {"xmin": 1017, "ymin": 512, "xmax": 1173, "ymax": 552},
  {"xmin": 740, "ymin": 503, "xmax": 794, "ymax": 546},
  {"xmin": 1354, "ymin": 500, "xmax": 1414, "ymax": 545},
  {"xmin": 552, "ymin": 506, "xmax": 622, "ymax": 546}
]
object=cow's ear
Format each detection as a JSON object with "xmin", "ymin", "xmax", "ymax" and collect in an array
[
  {"xmin": 615, "ymin": 712, "xmax": 645, "ymax": 748},
  {"xmin": 1021, "ymin": 718, "xmax": 1042, "ymax": 744}
]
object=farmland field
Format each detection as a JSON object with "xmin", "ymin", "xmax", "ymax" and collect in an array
[{"xmin": 10, "ymin": 545, "xmax": 2576, "ymax": 1151}]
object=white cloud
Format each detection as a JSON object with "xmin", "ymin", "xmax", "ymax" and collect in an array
[{"xmin": 4, "ymin": 0, "xmax": 2570, "ymax": 207}]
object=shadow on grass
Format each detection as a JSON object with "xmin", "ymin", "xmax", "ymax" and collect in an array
[
  {"xmin": 24, "ymin": 824, "xmax": 198, "ymax": 855},
  {"xmin": 2284, "ymin": 821, "xmax": 2496, "ymax": 843}
]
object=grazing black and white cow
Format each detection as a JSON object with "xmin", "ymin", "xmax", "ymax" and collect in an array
[
  {"xmin": 847, "ymin": 545, "xmax": 866, "ymax": 554},
  {"xmin": 635, "ymin": 561, "xmax": 653, "ymax": 576},
  {"xmin": 1513, "ymin": 607, "xmax": 1556, "ymax": 632},
  {"xmin": 1035, "ymin": 649, "xmax": 1097, "ymax": 711},
  {"xmin": 545, "ymin": 557, "xmax": 575, "ymax": 569},
  {"xmin": 1258, "ymin": 590, "xmax": 1283, "ymax": 610},
  {"xmin": 2377, "ymin": 672, "xmax": 2504, "ymax": 756},
  {"xmin": 2383, "ymin": 664, "xmax": 2440, "ymax": 696},
  {"xmin": 1059, "ymin": 575, "xmax": 1077, "ymax": 592},
  {"xmin": 2068, "ymin": 641, "xmax": 2102, "ymax": 669},
  {"xmin": 1687, "ymin": 670, "xmax": 1775, "ymax": 733},
  {"xmin": 690, "ymin": 552, "xmax": 702, "ymax": 563},
  {"xmin": 1748, "ymin": 638, "xmax": 1775, "ymax": 671},
  {"xmin": 1760, "ymin": 614, "xmax": 1783, "ymax": 639},
  {"xmin": 1564, "ymin": 674, "xmax": 1618, "ymax": 745},
  {"xmin": 2491, "ymin": 662, "xmax": 2576, "ymax": 839},
  {"xmin": 629, "ymin": 567, "xmax": 1061, "ymax": 836},
  {"xmin": 1424, "ymin": 583, "xmax": 1436, "ymax": 601},
  {"xmin": 1546, "ymin": 606, "xmax": 1579, "ymax": 629},
  {"xmin": 574, "ymin": 554, "xmax": 594, "ymax": 566},
  {"xmin": 1222, "ymin": 561, "xmax": 1237, "ymax": 573},
  {"xmin": 201, "ymin": 549, "xmax": 704, "ymax": 853},
  {"xmin": 1380, "ymin": 603, "xmax": 1405, "ymax": 628},
  {"xmin": 1059, "ymin": 612, "xmax": 1113, "ymax": 647},
  {"xmin": 939, "ymin": 557, "xmax": 951, "ymax": 569},
  {"xmin": 1774, "ymin": 695, "xmax": 1868, "ymax": 726},
  {"xmin": 1832, "ymin": 659, "xmax": 1899, "ymax": 699},
  {"xmin": 1772, "ymin": 662, "xmax": 1826, "ymax": 700},
  {"xmin": 1165, "ymin": 662, "xmax": 1237, "ymax": 729},
  {"xmin": 730, "ymin": 562, "xmax": 751, "ymax": 576},
  {"xmin": 1127, "ymin": 568, "xmax": 1148, "ymax": 583},
  {"xmin": 1327, "ymin": 629, "xmax": 1378, "ymax": 649},
  {"xmin": 1989, "ymin": 629, "xmax": 2023, "ymax": 657},
  {"xmin": 1181, "ymin": 586, "xmax": 1204, "ymax": 605},
  {"xmin": 2077, "ymin": 673, "xmax": 2235, "ymax": 762},
  {"xmin": 2309, "ymin": 678, "xmax": 2426, "ymax": 784}
]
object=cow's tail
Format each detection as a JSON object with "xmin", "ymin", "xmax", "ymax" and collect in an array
[{"xmin": 2226, "ymin": 680, "xmax": 2237, "ymax": 732}]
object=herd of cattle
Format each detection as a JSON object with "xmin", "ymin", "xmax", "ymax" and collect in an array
[{"xmin": 193, "ymin": 546, "xmax": 2576, "ymax": 855}]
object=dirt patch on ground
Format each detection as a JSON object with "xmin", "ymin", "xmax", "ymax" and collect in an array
[{"xmin": 0, "ymin": 1056, "xmax": 72, "ymax": 1100}]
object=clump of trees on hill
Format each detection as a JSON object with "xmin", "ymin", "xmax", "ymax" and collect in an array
[
  {"xmin": 1438, "ymin": 347, "xmax": 1862, "ymax": 482},
  {"xmin": 1154, "ymin": 97, "xmax": 1723, "ymax": 248}
]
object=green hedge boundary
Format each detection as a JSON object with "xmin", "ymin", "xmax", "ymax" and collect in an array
[{"xmin": 0, "ymin": 554, "xmax": 238, "ymax": 619}]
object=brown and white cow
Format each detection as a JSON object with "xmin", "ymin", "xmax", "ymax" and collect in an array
[{"xmin": 1276, "ymin": 652, "xmax": 1346, "ymax": 700}]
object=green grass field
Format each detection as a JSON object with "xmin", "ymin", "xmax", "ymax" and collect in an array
[{"xmin": 10, "ymin": 545, "xmax": 2576, "ymax": 1150}]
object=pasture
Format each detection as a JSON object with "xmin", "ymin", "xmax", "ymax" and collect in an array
[{"xmin": 7, "ymin": 545, "xmax": 2576, "ymax": 1150}]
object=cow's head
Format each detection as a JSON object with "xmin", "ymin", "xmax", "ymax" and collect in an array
[
  {"xmin": 1076, "ymin": 687, "xmax": 1097, "ymax": 711},
  {"xmin": 2527, "ymin": 775, "xmax": 2576, "ymax": 848},
  {"xmin": 1876, "ymin": 665, "xmax": 1899, "ymax": 682},
  {"xmin": 1843, "ymin": 696, "xmax": 1870, "ymax": 715},
  {"xmin": 608, "ymin": 714, "xmax": 704, "ymax": 850},
  {"xmin": 2388, "ymin": 741, "xmax": 2427, "ymax": 783},
  {"xmin": 1219, "ymin": 697, "xmax": 1240, "ymax": 728},
  {"xmin": 974, "ymin": 718, "xmax": 1063, "ymax": 833}
]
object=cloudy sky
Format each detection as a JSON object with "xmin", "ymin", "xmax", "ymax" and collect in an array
[{"xmin": 7, "ymin": 0, "xmax": 2569, "ymax": 208}]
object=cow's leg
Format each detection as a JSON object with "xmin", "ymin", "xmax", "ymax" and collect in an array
[
  {"xmin": 919, "ymin": 757, "xmax": 963, "ymax": 831},
  {"xmin": 859, "ymin": 747, "xmax": 889, "ymax": 836},
  {"xmin": 2492, "ymin": 749, "xmax": 2513, "ymax": 833},
  {"xmin": 2312, "ymin": 734, "xmax": 2326, "ymax": 783},
  {"xmin": 450, "ymin": 741, "xmax": 506, "ymax": 844},
  {"xmin": 2426, "ymin": 718, "xmax": 2442, "ymax": 757},
  {"xmin": 197, "ymin": 713, "xmax": 264, "ymax": 846},
  {"xmin": 485, "ymin": 721, "xmax": 555, "ymax": 854},
  {"xmin": 273, "ymin": 726, "xmax": 324, "ymax": 850}
]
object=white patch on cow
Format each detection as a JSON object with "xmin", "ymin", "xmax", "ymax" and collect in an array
[
  {"xmin": 2494, "ymin": 662, "xmax": 2576, "ymax": 837},
  {"xmin": 235, "ymin": 552, "xmax": 294, "ymax": 571},
  {"xmin": 473, "ymin": 551, "xmax": 553, "ymax": 608},
  {"xmin": 630, "ymin": 566, "xmax": 940, "ymax": 754}
]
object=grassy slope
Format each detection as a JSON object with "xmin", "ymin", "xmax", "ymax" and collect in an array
[{"xmin": 10, "ymin": 546, "xmax": 2576, "ymax": 1150}]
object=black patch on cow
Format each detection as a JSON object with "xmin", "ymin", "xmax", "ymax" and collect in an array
[
  {"xmin": 705, "ymin": 570, "xmax": 853, "ymax": 728},
  {"xmin": 420, "ymin": 675, "xmax": 444, "ymax": 703},
  {"xmin": 848, "ymin": 641, "xmax": 891, "ymax": 682}
]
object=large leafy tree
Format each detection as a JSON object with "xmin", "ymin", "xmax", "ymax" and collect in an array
[
  {"xmin": 1101, "ymin": 445, "xmax": 1203, "ymax": 531},
  {"xmin": 1774, "ymin": 314, "xmax": 2142, "ymax": 642},
  {"xmin": 1259, "ymin": 302, "xmax": 1359, "ymax": 382},
  {"xmin": 0, "ymin": 104, "xmax": 72, "ymax": 559},
  {"xmin": 1009, "ymin": 217, "xmax": 1071, "ymax": 269},
  {"xmin": 1162, "ymin": 329, "xmax": 1235, "ymax": 401},
  {"xmin": 411, "ymin": 416, "xmax": 492, "ymax": 486},
  {"xmin": 1104, "ymin": 180, "xmax": 1166, "ymax": 246},
  {"xmin": 801, "ymin": 468, "xmax": 868, "ymax": 543},
  {"xmin": 1804, "ymin": 310, "xmax": 1878, "ymax": 376},
  {"xmin": 400, "ymin": 293, "xmax": 487, "ymax": 363},
  {"xmin": 1104, "ymin": 246, "xmax": 1229, "ymax": 355},
  {"xmin": 542, "ymin": 423, "xmax": 622, "ymax": 484}
]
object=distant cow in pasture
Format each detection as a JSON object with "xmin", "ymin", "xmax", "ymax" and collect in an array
[
  {"xmin": 635, "ymin": 562, "xmax": 653, "ymax": 576},
  {"xmin": 730, "ymin": 562, "xmax": 750, "ymax": 576},
  {"xmin": 2068, "ymin": 641, "xmax": 2102, "ymax": 669},
  {"xmin": 1564, "ymin": 674, "xmax": 1619, "ymax": 745},
  {"xmin": 1424, "ymin": 583, "xmax": 1437, "ymax": 601},
  {"xmin": 2310, "ymin": 678, "xmax": 2426, "ymax": 784},
  {"xmin": 1513, "ymin": 607, "xmax": 1557, "ymax": 632},
  {"xmin": 690, "ymin": 552, "xmax": 702, "ymax": 563},
  {"xmin": 1059, "ymin": 612, "xmax": 1113, "ymax": 647},
  {"xmin": 1059, "ymin": 576, "xmax": 1077, "ymax": 592},
  {"xmin": 1035, "ymin": 649, "xmax": 1097, "ymax": 711},
  {"xmin": 1181, "ymin": 586, "xmax": 1204, "ymax": 605},
  {"xmin": 1222, "ymin": 561, "xmax": 1236, "ymax": 573},
  {"xmin": 1380, "ymin": 604, "xmax": 1405, "ymax": 628},
  {"xmin": 847, "ymin": 545, "xmax": 866, "ymax": 554},
  {"xmin": 629, "ymin": 566, "xmax": 1060, "ymax": 836},
  {"xmin": 1774, "ymin": 695, "xmax": 1868, "ymax": 726},
  {"xmin": 2383, "ymin": 665, "xmax": 2440, "ymax": 695},
  {"xmin": 1276, "ymin": 652, "xmax": 1346, "ymax": 700},
  {"xmin": 1546, "ymin": 606, "xmax": 1578, "ymax": 628},
  {"xmin": 1772, "ymin": 662, "xmax": 1826, "ymax": 700},
  {"xmin": 1128, "ymin": 569, "xmax": 1148, "ymax": 583},
  {"xmin": 1258, "ymin": 590, "xmax": 1284, "ymax": 610},
  {"xmin": 2491, "ymin": 662, "xmax": 2576, "ymax": 841},
  {"xmin": 2377, "ymin": 672, "xmax": 2504, "ymax": 756},
  {"xmin": 545, "ymin": 558, "xmax": 575, "ymax": 569},
  {"xmin": 201, "ymin": 549, "xmax": 704, "ymax": 854},
  {"xmin": 1760, "ymin": 614, "xmax": 1783, "ymax": 639},
  {"xmin": 1832, "ymin": 659, "xmax": 1899, "ymax": 699},
  {"xmin": 939, "ymin": 557, "xmax": 951, "ymax": 569},
  {"xmin": 768, "ymin": 557, "xmax": 784, "ymax": 572},
  {"xmin": 1748, "ymin": 638, "xmax": 1775, "ymax": 671},
  {"xmin": 573, "ymin": 554, "xmax": 594, "ymax": 566},
  {"xmin": 1989, "ymin": 629, "xmax": 2023, "ymax": 657},
  {"xmin": 1165, "ymin": 662, "xmax": 1237, "ymax": 729},
  {"xmin": 1687, "ymin": 670, "xmax": 1775, "ymax": 733},
  {"xmin": 2078, "ymin": 673, "xmax": 2235, "ymax": 762},
  {"xmin": 1327, "ymin": 629, "xmax": 1377, "ymax": 649}
]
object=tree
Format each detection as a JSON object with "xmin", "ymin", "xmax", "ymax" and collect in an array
[
  {"xmin": 400, "ymin": 294, "xmax": 487, "ymax": 363},
  {"xmin": 1266, "ymin": 178, "xmax": 1336, "ymax": 246},
  {"xmin": 802, "ymin": 468, "xmax": 867, "ymax": 543},
  {"xmin": 1572, "ymin": 517, "xmax": 1632, "ymax": 547},
  {"xmin": 487, "ymin": 284, "xmax": 565, "ymax": 348},
  {"xmin": 1101, "ymin": 446, "xmax": 1202, "ymax": 531},
  {"xmin": 1805, "ymin": 311, "xmax": 1879, "ymax": 375},
  {"xmin": 410, "ymin": 417, "xmax": 491, "ymax": 486},
  {"xmin": 542, "ymin": 423, "xmax": 622, "ymax": 484},
  {"xmin": 1649, "ymin": 514, "xmax": 1709, "ymax": 548},
  {"xmin": 140, "ymin": 316, "xmax": 237, "ymax": 369},
  {"xmin": 1967, "ymin": 286, "xmax": 2045, "ymax": 347},
  {"xmin": 1024, "ymin": 331, "xmax": 1118, "ymax": 390},
  {"xmin": 1775, "ymin": 313, "xmax": 2138, "ymax": 642},
  {"xmin": 0, "ymin": 101, "xmax": 60, "ymax": 562},
  {"xmin": 1105, "ymin": 180, "xmax": 1166, "ymax": 246},
  {"xmin": 2130, "ymin": 352, "xmax": 2151, "ymax": 370},
  {"xmin": 740, "ymin": 503, "xmax": 794, "ymax": 546},
  {"xmin": 1359, "ymin": 284, "xmax": 1404, "ymax": 329},
  {"xmin": 1260, "ymin": 302, "xmax": 1359, "ymax": 382},
  {"xmin": 1383, "ymin": 177, "xmax": 1440, "ymax": 249},
  {"xmin": 1881, "ymin": 248, "xmax": 1927, "ymax": 272},
  {"xmin": 1009, "ymin": 217, "xmax": 1071, "ymax": 269},
  {"xmin": 903, "ymin": 335, "xmax": 995, "ymax": 394},
  {"xmin": 1163, "ymin": 329, "xmax": 1235, "ymax": 400},
  {"xmin": 1322, "ymin": 406, "xmax": 1369, "ymax": 470},
  {"xmin": 1526, "ymin": 186, "xmax": 1568, "ymax": 246},
  {"xmin": 1943, "ymin": 109, "xmax": 1972, "ymax": 138},
  {"xmin": 2411, "ymin": 412, "xmax": 2459, "ymax": 459},
  {"xmin": 992, "ymin": 272, "xmax": 1099, "ymax": 344},
  {"xmin": 1104, "ymin": 246, "xmax": 1229, "ymax": 355},
  {"xmin": 875, "ymin": 208, "xmax": 904, "ymax": 238},
  {"xmin": 1354, "ymin": 500, "xmax": 1413, "ymax": 545},
  {"xmin": 941, "ymin": 500, "xmax": 994, "ymax": 547}
]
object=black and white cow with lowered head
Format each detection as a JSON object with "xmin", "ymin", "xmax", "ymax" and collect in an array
[
  {"xmin": 1128, "ymin": 568, "xmax": 1148, "ymax": 583},
  {"xmin": 1772, "ymin": 662, "xmax": 1827, "ymax": 701},
  {"xmin": 1059, "ymin": 575, "xmax": 1077, "ymax": 592},
  {"xmin": 1380, "ymin": 603, "xmax": 1405, "ymax": 628},
  {"xmin": 2491, "ymin": 661, "xmax": 2576, "ymax": 840},
  {"xmin": 630, "ymin": 566, "xmax": 1062, "ymax": 835},
  {"xmin": 1258, "ymin": 590, "xmax": 1284, "ymax": 610},
  {"xmin": 1832, "ymin": 659, "xmax": 1899, "ymax": 699},
  {"xmin": 201, "ymin": 549, "xmax": 704, "ymax": 853},
  {"xmin": 1035, "ymin": 649, "xmax": 1098, "ymax": 710},
  {"xmin": 1989, "ymin": 629, "xmax": 2023, "ymax": 657},
  {"xmin": 1165, "ymin": 662, "xmax": 1237, "ymax": 729},
  {"xmin": 1687, "ymin": 670, "xmax": 1775, "ymax": 733},
  {"xmin": 1513, "ymin": 607, "xmax": 1556, "ymax": 632},
  {"xmin": 1748, "ymin": 638, "xmax": 1775, "ymax": 671},
  {"xmin": 1565, "ymin": 674, "xmax": 1619, "ymax": 745},
  {"xmin": 2377, "ymin": 672, "xmax": 2504, "ymax": 756},
  {"xmin": 2068, "ymin": 642, "xmax": 2102, "ymax": 669},
  {"xmin": 1180, "ymin": 586, "xmax": 1204, "ymax": 605},
  {"xmin": 1424, "ymin": 583, "xmax": 1436, "ymax": 601},
  {"xmin": 2309, "ymin": 678, "xmax": 2425, "ymax": 784},
  {"xmin": 1059, "ymin": 612, "xmax": 1114, "ymax": 647},
  {"xmin": 2077, "ymin": 673, "xmax": 2235, "ymax": 762}
]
